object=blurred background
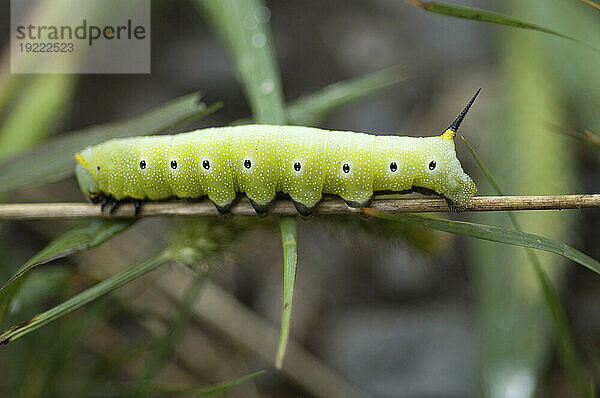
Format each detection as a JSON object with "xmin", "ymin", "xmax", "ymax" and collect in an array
[{"xmin": 0, "ymin": 0, "xmax": 599, "ymax": 397}]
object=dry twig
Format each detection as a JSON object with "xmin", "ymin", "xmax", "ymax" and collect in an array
[{"xmin": 0, "ymin": 194, "xmax": 599, "ymax": 220}]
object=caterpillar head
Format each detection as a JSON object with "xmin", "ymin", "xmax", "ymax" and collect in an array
[
  {"xmin": 74, "ymin": 148, "xmax": 100, "ymax": 198},
  {"xmin": 412, "ymin": 89, "xmax": 480, "ymax": 208},
  {"xmin": 411, "ymin": 136, "xmax": 477, "ymax": 207}
]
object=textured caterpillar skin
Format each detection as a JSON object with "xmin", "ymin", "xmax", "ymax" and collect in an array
[
  {"xmin": 76, "ymin": 90, "xmax": 481, "ymax": 215},
  {"xmin": 75, "ymin": 124, "xmax": 477, "ymax": 215}
]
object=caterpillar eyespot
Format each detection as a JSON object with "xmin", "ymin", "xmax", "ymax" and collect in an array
[{"xmin": 75, "ymin": 89, "xmax": 480, "ymax": 215}]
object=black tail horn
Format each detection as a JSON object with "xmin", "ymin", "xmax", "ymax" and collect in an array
[{"xmin": 449, "ymin": 88, "xmax": 481, "ymax": 133}]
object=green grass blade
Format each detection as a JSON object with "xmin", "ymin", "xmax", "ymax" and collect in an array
[
  {"xmin": 529, "ymin": 261, "xmax": 591, "ymax": 397},
  {"xmin": 463, "ymin": 137, "xmax": 591, "ymax": 397},
  {"xmin": 154, "ymin": 370, "xmax": 266, "ymax": 396},
  {"xmin": 461, "ymin": 136, "xmax": 505, "ymax": 196},
  {"xmin": 546, "ymin": 125, "xmax": 600, "ymax": 151},
  {"xmin": 0, "ymin": 74, "xmax": 76, "ymax": 161},
  {"xmin": 405, "ymin": 0, "xmax": 595, "ymax": 49},
  {"xmin": 195, "ymin": 0, "xmax": 285, "ymax": 123},
  {"xmin": 276, "ymin": 216, "xmax": 297, "ymax": 369},
  {"xmin": 131, "ymin": 275, "xmax": 205, "ymax": 397},
  {"xmin": 234, "ymin": 65, "xmax": 409, "ymax": 126},
  {"xmin": 0, "ymin": 74, "xmax": 22, "ymax": 119},
  {"xmin": 0, "ymin": 219, "xmax": 134, "ymax": 326},
  {"xmin": 363, "ymin": 209, "xmax": 600, "ymax": 276},
  {"xmin": 0, "ymin": 93, "xmax": 222, "ymax": 194},
  {"xmin": 0, "ymin": 252, "xmax": 170, "ymax": 345},
  {"xmin": 196, "ymin": 0, "xmax": 298, "ymax": 368},
  {"xmin": 285, "ymin": 66, "xmax": 409, "ymax": 126}
]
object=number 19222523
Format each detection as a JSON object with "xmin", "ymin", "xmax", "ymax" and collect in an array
[{"xmin": 18, "ymin": 42, "xmax": 74, "ymax": 52}]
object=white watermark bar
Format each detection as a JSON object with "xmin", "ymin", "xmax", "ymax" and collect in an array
[{"xmin": 11, "ymin": 0, "xmax": 150, "ymax": 73}]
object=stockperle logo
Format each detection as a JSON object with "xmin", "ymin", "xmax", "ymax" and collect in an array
[{"xmin": 11, "ymin": 0, "xmax": 150, "ymax": 74}]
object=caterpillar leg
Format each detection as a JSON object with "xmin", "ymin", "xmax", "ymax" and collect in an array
[
  {"xmin": 134, "ymin": 200, "xmax": 142, "ymax": 216},
  {"xmin": 101, "ymin": 196, "xmax": 109, "ymax": 212},
  {"xmin": 91, "ymin": 193, "xmax": 109, "ymax": 212},
  {"xmin": 214, "ymin": 201, "xmax": 234, "ymax": 215},
  {"xmin": 93, "ymin": 193, "xmax": 122, "ymax": 214},
  {"xmin": 341, "ymin": 192, "xmax": 373, "ymax": 209},
  {"xmin": 344, "ymin": 198, "xmax": 372, "ymax": 209},
  {"xmin": 97, "ymin": 195, "xmax": 142, "ymax": 216},
  {"xmin": 109, "ymin": 199, "xmax": 121, "ymax": 214},
  {"xmin": 248, "ymin": 198, "xmax": 271, "ymax": 216},
  {"xmin": 292, "ymin": 200, "xmax": 316, "ymax": 216},
  {"xmin": 288, "ymin": 192, "xmax": 321, "ymax": 216},
  {"xmin": 444, "ymin": 197, "xmax": 466, "ymax": 212},
  {"xmin": 413, "ymin": 186, "xmax": 463, "ymax": 212},
  {"xmin": 208, "ymin": 192, "xmax": 237, "ymax": 215},
  {"xmin": 244, "ymin": 187, "xmax": 276, "ymax": 216}
]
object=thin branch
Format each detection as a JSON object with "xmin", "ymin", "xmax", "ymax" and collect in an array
[{"xmin": 0, "ymin": 194, "xmax": 599, "ymax": 220}]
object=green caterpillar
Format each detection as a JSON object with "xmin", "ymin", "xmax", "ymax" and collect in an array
[{"xmin": 75, "ymin": 90, "xmax": 480, "ymax": 216}]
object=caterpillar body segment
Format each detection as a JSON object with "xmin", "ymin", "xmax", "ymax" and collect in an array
[{"xmin": 75, "ymin": 91, "xmax": 480, "ymax": 215}]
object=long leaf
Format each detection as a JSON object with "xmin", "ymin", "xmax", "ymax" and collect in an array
[
  {"xmin": 0, "ymin": 252, "xmax": 170, "ymax": 345},
  {"xmin": 0, "ymin": 93, "xmax": 222, "ymax": 194},
  {"xmin": 131, "ymin": 275, "xmax": 205, "ymax": 397},
  {"xmin": 196, "ymin": 1, "xmax": 285, "ymax": 123},
  {"xmin": 405, "ymin": 0, "xmax": 595, "ymax": 49},
  {"xmin": 154, "ymin": 370, "xmax": 266, "ymax": 396},
  {"xmin": 234, "ymin": 65, "xmax": 409, "ymax": 126},
  {"xmin": 0, "ymin": 219, "xmax": 134, "ymax": 325},
  {"xmin": 0, "ymin": 74, "xmax": 76, "ymax": 161},
  {"xmin": 463, "ymin": 137, "xmax": 591, "ymax": 397},
  {"xmin": 546, "ymin": 124, "xmax": 600, "ymax": 151},
  {"xmin": 286, "ymin": 66, "xmax": 408, "ymax": 126},
  {"xmin": 363, "ymin": 209, "xmax": 600, "ymax": 276},
  {"xmin": 276, "ymin": 217, "xmax": 297, "ymax": 368}
]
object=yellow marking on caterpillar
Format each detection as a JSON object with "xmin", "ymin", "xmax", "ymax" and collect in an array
[
  {"xmin": 74, "ymin": 153, "xmax": 88, "ymax": 168},
  {"xmin": 441, "ymin": 128, "xmax": 456, "ymax": 140}
]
